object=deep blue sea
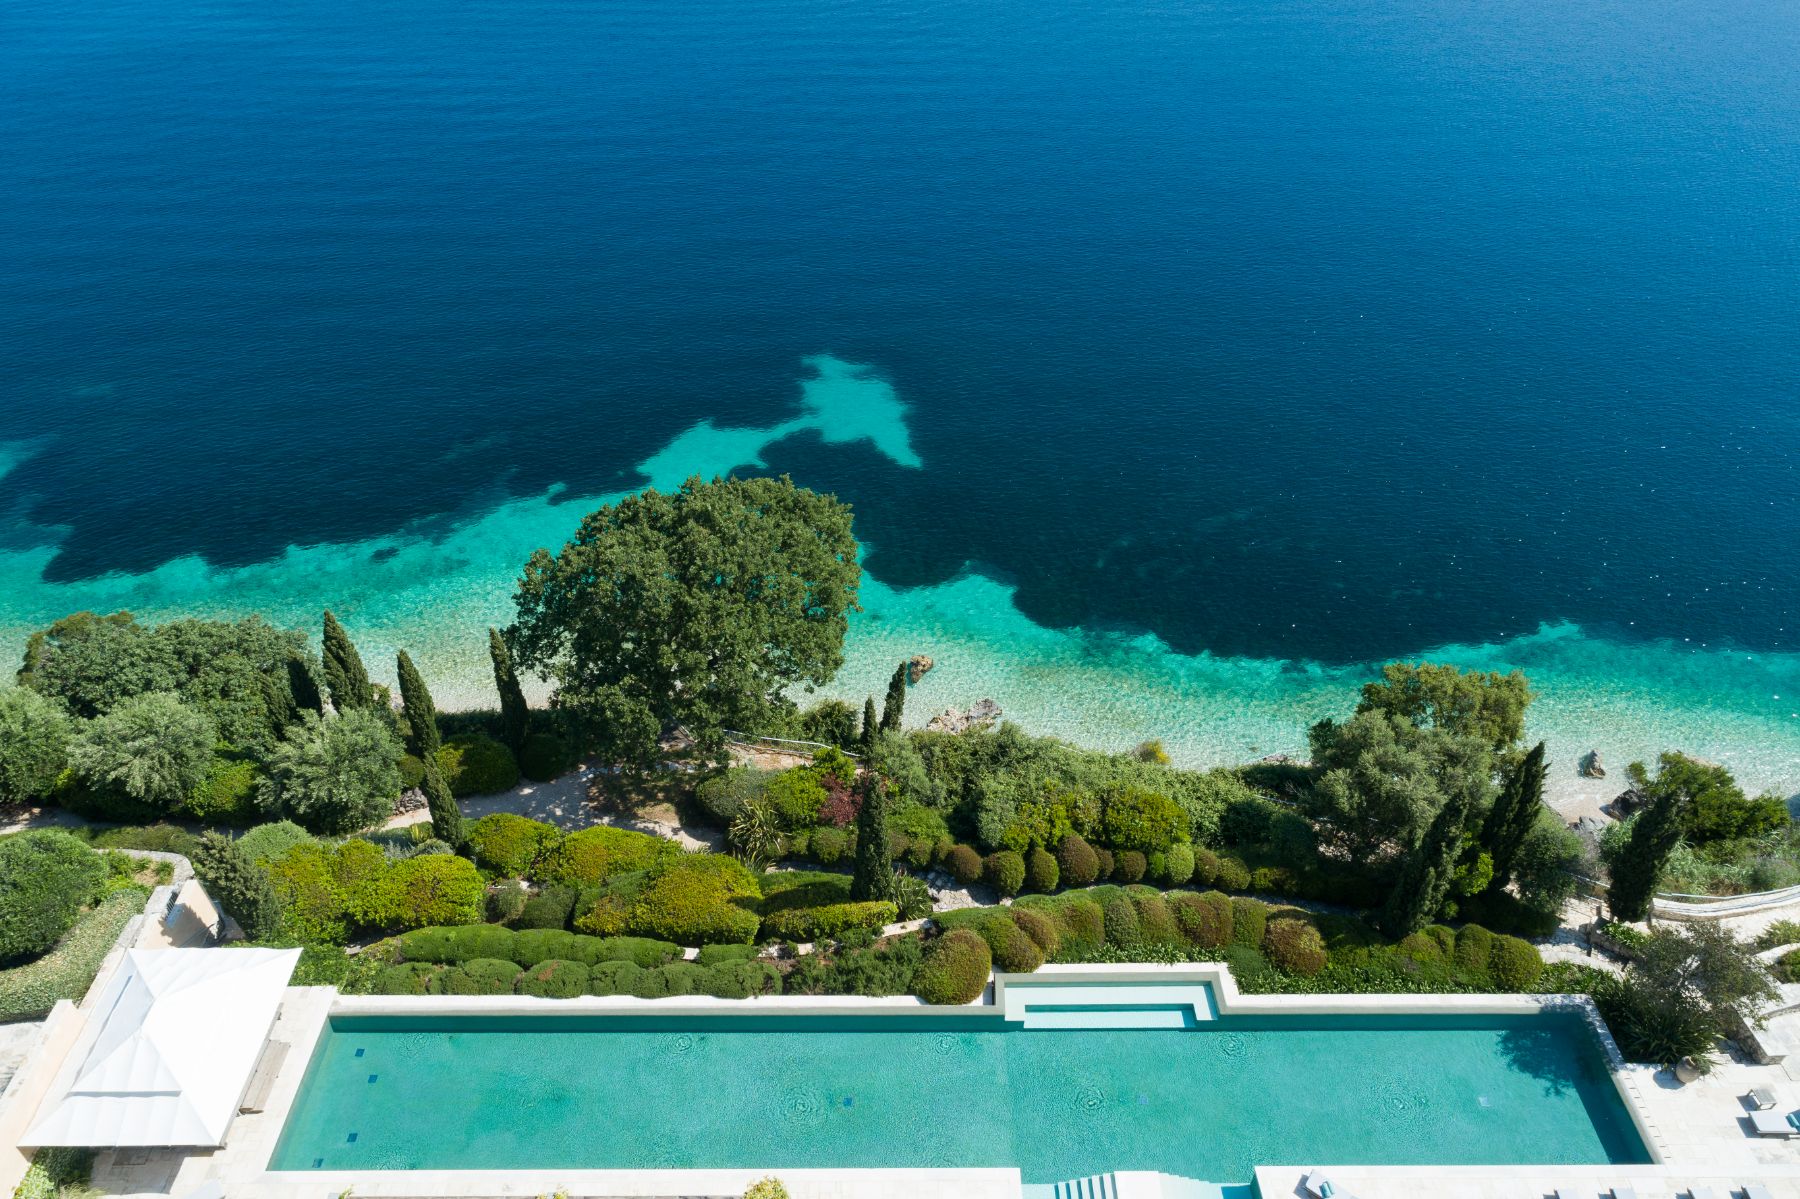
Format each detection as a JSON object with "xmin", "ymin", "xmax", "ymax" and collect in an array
[{"xmin": 3, "ymin": 0, "xmax": 1798, "ymax": 795}]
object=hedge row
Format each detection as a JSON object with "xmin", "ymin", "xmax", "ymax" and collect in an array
[
  {"xmin": 0, "ymin": 886, "xmax": 148, "ymax": 1022},
  {"xmin": 396, "ymin": 925, "xmax": 682, "ymax": 969},
  {"xmin": 372, "ymin": 956, "xmax": 782, "ymax": 1000}
]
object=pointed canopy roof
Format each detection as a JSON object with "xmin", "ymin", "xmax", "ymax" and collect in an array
[{"xmin": 23, "ymin": 947, "xmax": 299, "ymax": 1147}]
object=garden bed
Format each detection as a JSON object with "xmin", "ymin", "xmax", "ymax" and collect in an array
[{"xmin": 0, "ymin": 886, "xmax": 149, "ymax": 1022}]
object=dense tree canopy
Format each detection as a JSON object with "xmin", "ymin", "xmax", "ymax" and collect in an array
[
  {"xmin": 1627, "ymin": 752, "xmax": 1789, "ymax": 845},
  {"xmin": 0, "ymin": 830, "xmax": 106, "ymax": 963},
  {"xmin": 20, "ymin": 611, "xmax": 318, "ymax": 748},
  {"xmin": 69, "ymin": 691, "xmax": 217, "ymax": 818},
  {"xmin": 1356, "ymin": 662, "xmax": 1534, "ymax": 752},
  {"xmin": 0, "ymin": 686, "xmax": 73, "ymax": 805},
  {"xmin": 509, "ymin": 475, "xmax": 860, "ymax": 766},
  {"xmin": 258, "ymin": 709, "xmax": 403, "ymax": 833},
  {"xmin": 1303, "ymin": 710, "xmax": 1496, "ymax": 863}
]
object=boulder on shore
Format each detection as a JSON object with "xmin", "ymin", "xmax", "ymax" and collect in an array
[
  {"xmin": 907, "ymin": 654, "xmax": 935, "ymax": 684},
  {"xmin": 1580, "ymin": 749, "xmax": 1606, "ymax": 779},
  {"xmin": 925, "ymin": 698, "xmax": 1002, "ymax": 734}
]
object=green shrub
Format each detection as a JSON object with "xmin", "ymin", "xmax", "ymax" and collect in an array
[
  {"xmin": 515, "ymin": 958, "xmax": 589, "ymax": 998},
  {"xmin": 510, "ymin": 928, "xmax": 582, "ymax": 966},
  {"xmin": 582, "ymin": 935, "xmax": 681, "ymax": 968},
  {"xmin": 1024, "ymin": 847, "xmax": 1059, "ymax": 894},
  {"xmin": 0, "ymin": 829, "xmax": 107, "ymax": 964},
  {"xmin": 519, "ymin": 732, "xmax": 575, "ymax": 782},
  {"xmin": 1755, "ymin": 920, "xmax": 1800, "ymax": 952},
  {"xmin": 700, "ymin": 959, "xmax": 782, "ymax": 998},
  {"xmin": 810, "ymin": 826, "xmax": 849, "ymax": 865},
  {"xmin": 1049, "ymin": 895, "xmax": 1106, "ymax": 959},
  {"xmin": 1263, "ymin": 918, "xmax": 1327, "ymax": 976},
  {"xmin": 398, "ymin": 753, "xmax": 426, "ymax": 791},
  {"xmin": 398, "ymin": 923, "xmax": 518, "ymax": 963},
  {"xmin": 1098, "ymin": 785, "xmax": 1190, "ymax": 854},
  {"xmin": 465, "ymin": 813, "xmax": 562, "ymax": 877},
  {"xmin": 1397, "ymin": 931, "xmax": 1445, "ymax": 966},
  {"xmin": 983, "ymin": 851, "xmax": 1025, "ymax": 897},
  {"xmin": 1010, "ymin": 906, "xmax": 1060, "ymax": 959},
  {"xmin": 1101, "ymin": 893, "xmax": 1142, "ymax": 951},
  {"xmin": 1170, "ymin": 891, "xmax": 1231, "ymax": 949},
  {"xmin": 696, "ymin": 942, "xmax": 759, "ymax": 966},
  {"xmin": 88, "ymin": 823, "xmax": 201, "ymax": 858},
  {"xmin": 759, "ymin": 870, "xmax": 854, "ymax": 911},
  {"xmin": 983, "ymin": 914, "xmax": 1045, "ymax": 973},
  {"xmin": 946, "ymin": 844, "xmax": 983, "ymax": 885},
  {"xmin": 517, "ymin": 885, "xmax": 578, "ymax": 930},
  {"xmin": 180, "ymin": 752, "xmax": 262, "ymax": 824},
  {"xmin": 235, "ymin": 821, "xmax": 314, "ymax": 865},
  {"xmin": 695, "ymin": 768, "xmax": 771, "ymax": 827},
  {"xmin": 1115, "ymin": 850, "xmax": 1147, "ymax": 884},
  {"xmin": 630, "ymin": 961, "xmax": 705, "ymax": 998},
  {"xmin": 1215, "ymin": 856, "xmax": 1251, "ymax": 892},
  {"xmin": 440, "ymin": 958, "xmax": 521, "ymax": 995},
  {"xmin": 1055, "ymin": 834, "xmax": 1100, "ymax": 888},
  {"xmin": 912, "ymin": 928, "xmax": 992, "ymax": 1004},
  {"xmin": 1162, "ymin": 843, "xmax": 1195, "ymax": 887},
  {"xmin": 1093, "ymin": 847, "xmax": 1115, "ymax": 881},
  {"xmin": 587, "ymin": 959, "xmax": 644, "ymax": 994},
  {"xmin": 541, "ymin": 826, "xmax": 680, "ymax": 886},
  {"xmin": 1453, "ymin": 924, "xmax": 1495, "ymax": 985},
  {"xmin": 762, "ymin": 768, "xmax": 829, "ymax": 830},
  {"xmin": 440, "ymin": 735, "xmax": 520, "ymax": 797},
  {"xmin": 1488, "ymin": 934, "xmax": 1544, "ymax": 992},
  {"xmin": 0, "ymin": 687, "xmax": 72, "ymax": 806},
  {"xmin": 761, "ymin": 901, "xmax": 898, "ymax": 942},
  {"xmin": 373, "ymin": 961, "xmax": 444, "ymax": 995},
  {"xmin": 1229, "ymin": 897, "xmax": 1267, "ymax": 948},
  {"xmin": 0, "ymin": 887, "xmax": 146, "ymax": 1021},
  {"xmin": 1131, "ymin": 893, "xmax": 1182, "ymax": 947},
  {"xmin": 1191, "ymin": 847, "xmax": 1221, "ymax": 887},
  {"xmin": 628, "ymin": 854, "xmax": 762, "ymax": 945},
  {"xmin": 353, "ymin": 853, "xmax": 485, "ymax": 932},
  {"xmin": 486, "ymin": 884, "xmax": 528, "ymax": 924}
]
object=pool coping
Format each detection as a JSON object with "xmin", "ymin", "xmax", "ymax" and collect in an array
[{"xmin": 221, "ymin": 962, "xmax": 1664, "ymax": 1198}]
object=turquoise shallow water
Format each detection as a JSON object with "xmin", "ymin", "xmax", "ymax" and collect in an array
[{"xmin": 269, "ymin": 1011, "xmax": 1647, "ymax": 1182}]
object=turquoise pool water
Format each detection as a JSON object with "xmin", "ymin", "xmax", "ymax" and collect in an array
[{"xmin": 270, "ymin": 1010, "xmax": 1647, "ymax": 1182}]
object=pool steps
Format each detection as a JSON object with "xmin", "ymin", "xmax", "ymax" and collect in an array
[
  {"xmin": 1002, "ymin": 983, "xmax": 1219, "ymax": 1029},
  {"xmin": 1036, "ymin": 1171, "xmax": 1248, "ymax": 1199}
]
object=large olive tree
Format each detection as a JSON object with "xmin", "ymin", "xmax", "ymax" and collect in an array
[{"xmin": 509, "ymin": 475, "xmax": 859, "ymax": 766}]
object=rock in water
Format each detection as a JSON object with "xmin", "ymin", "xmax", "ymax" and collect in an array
[
  {"xmin": 924, "ymin": 699, "xmax": 1003, "ymax": 733},
  {"xmin": 1580, "ymin": 750, "xmax": 1606, "ymax": 779},
  {"xmin": 907, "ymin": 654, "xmax": 935, "ymax": 684}
]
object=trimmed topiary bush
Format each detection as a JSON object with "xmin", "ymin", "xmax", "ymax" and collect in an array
[
  {"xmin": 439, "ymin": 734, "xmax": 520, "ymax": 797},
  {"xmin": 586, "ymin": 959, "xmax": 644, "ymax": 994},
  {"xmin": 1010, "ymin": 906, "xmax": 1060, "ymax": 960},
  {"xmin": 1162, "ymin": 844, "xmax": 1196, "ymax": 887},
  {"xmin": 760, "ymin": 901, "xmax": 898, "ymax": 943},
  {"xmin": 1191, "ymin": 847, "xmax": 1221, "ymax": 887},
  {"xmin": 1397, "ymin": 930, "xmax": 1446, "ymax": 966},
  {"xmin": 1169, "ymin": 891, "xmax": 1231, "ymax": 949},
  {"xmin": 1024, "ymin": 847, "xmax": 1059, "ymax": 894},
  {"xmin": 700, "ymin": 959, "xmax": 782, "ymax": 998},
  {"xmin": 945, "ymin": 844, "xmax": 983, "ymax": 886},
  {"xmin": 541, "ymin": 825, "xmax": 680, "ymax": 887},
  {"xmin": 1488, "ymin": 933, "xmax": 1543, "ymax": 992},
  {"xmin": 967, "ymin": 913, "xmax": 1043, "ymax": 973},
  {"xmin": 628, "ymin": 854, "xmax": 762, "ymax": 945},
  {"xmin": 1101, "ymin": 893, "xmax": 1142, "ymax": 951},
  {"xmin": 578, "ymin": 934, "xmax": 681, "ymax": 968},
  {"xmin": 809, "ymin": 826, "xmax": 849, "ymax": 866},
  {"xmin": 398, "ymin": 923, "xmax": 518, "ymax": 964},
  {"xmin": 1093, "ymin": 848, "xmax": 1115, "ymax": 881},
  {"xmin": 515, "ymin": 958, "xmax": 589, "ymax": 997},
  {"xmin": 440, "ymin": 957, "xmax": 521, "ymax": 995},
  {"xmin": 0, "ymin": 829, "xmax": 107, "ymax": 965},
  {"xmin": 1454, "ymin": 924, "xmax": 1496, "ymax": 985},
  {"xmin": 983, "ymin": 851, "xmax": 1025, "ymax": 897},
  {"xmin": 629, "ymin": 961, "xmax": 705, "ymax": 998},
  {"xmin": 912, "ymin": 928, "xmax": 992, "ymax": 1005},
  {"xmin": 696, "ymin": 942, "xmax": 759, "ymax": 966},
  {"xmin": 1131, "ymin": 893, "xmax": 1182, "ymax": 948},
  {"xmin": 1262, "ymin": 917, "xmax": 1327, "ymax": 976},
  {"xmin": 235, "ymin": 820, "xmax": 314, "ymax": 865},
  {"xmin": 486, "ymin": 883, "xmax": 529, "ymax": 924},
  {"xmin": 1115, "ymin": 850, "xmax": 1147, "ymax": 884},
  {"xmin": 1229, "ymin": 897, "xmax": 1267, "ymax": 948},
  {"xmin": 1047, "ymin": 895, "xmax": 1105, "ymax": 959},
  {"xmin": 465, "ymin": 813, "xmax": 562, "ymax": 877},
  {"xmin": 1055, "ymin": 834, "xmax": 1100, "ymax": 888},
  {"xmin": 373, "ymin": 961, "xmax": 444, "ymax": 995},
  {"xmin": 1215, "ymin": 856, "xmax": 1251, "ymax": 892}
]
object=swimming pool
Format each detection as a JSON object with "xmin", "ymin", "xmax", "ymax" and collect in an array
[{"xmin": 269, "ymin": 1004, "xmax": 1649, "ymax": 1183}]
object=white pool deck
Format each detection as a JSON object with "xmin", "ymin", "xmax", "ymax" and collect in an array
[{"xmin": 23, "ymin": 963, "xmax": 1800, "ymax": 1199}]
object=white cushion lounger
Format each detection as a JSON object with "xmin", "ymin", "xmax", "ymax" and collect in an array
[
  {"xmin": 1609, "ymin": 1187, "xmax": 1637, "ymax": 1199},
  {"xmin": 1743, "ymin": 1184, "xmax": 1775, "ymax": 1199},
  {"xmin": 1749, "ymin": 1108, "xmax": 1800, "ymax": 1137}
]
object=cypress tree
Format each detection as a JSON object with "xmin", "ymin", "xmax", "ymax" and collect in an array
[
  {"xmin": 421, "ymin": 754, "xmax": 465, "ymax": 848},
  {"xmin": 489, "ymin": 628, "xmax": 531, "ymax": 754},
  {"xmin": 1379, "ymin": 788, "xmax": 1477, "ymax": 939},
  {"xmin": 321, "ymin": 610, "xmax": 373, "ymax": 712},
  {"xmin": 1479, "ymin": 740, "xmax": 1546, "ymax": 894},
  {"xmin": 1609, "ymin": 786, "xmax": 1688, "ymax": 923},
  {"xmin": 192, "ymin": 831, "xmax": 280, "ymax": 941},
  {"xmin": 395, "ymin": 650, "xmax": 441, "ymax": 760},
  {"xmin": 286, "ymin": 652, "xmax": 324, "ymax": 715},
  {"xmin": 879, "ymin": 661, "xmax": 907, "ymax": 732},
  {"xmin": 860, "ymin": 696, "xmax": 878, "ymax": 752},
  {"xmin": 850, "ymin": 775, "xmax": 896, "ymax": 903}
]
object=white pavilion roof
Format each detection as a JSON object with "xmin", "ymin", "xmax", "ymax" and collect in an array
[{"xmin": 22, "ymin": 947, "xmax": 299, "ymax": 1148}]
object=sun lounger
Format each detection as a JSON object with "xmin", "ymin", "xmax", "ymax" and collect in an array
[
  {"xmin": 1747, "ymin": 1086, "xmax": 1777, "ymax": 1109},
  {"xmin": 1609, "ymin": 1187, "xmax": 1637, "ymax": 1199},
  {"xmin": 1684, "ymin": 1188, "xmax": 1716, "ymax": 1199},
  {"xmin": 1743, "ymin": 1184, "xmax": 1775, "ymax": 1199},
  {"xmin": 1749, "ymin": 1108, "xmax": 1800, "ymax": 1137}
]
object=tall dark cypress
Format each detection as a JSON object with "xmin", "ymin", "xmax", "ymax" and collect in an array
[
  {"xmin": 1379, "ymin": 788, "xmax": 1477, "ymax": 939},
  {"xmin": 1479, "ymin": 740, "xmax": 1546, "ymax": 894},
  {"xmin": 860, "ymin": 696, "xmax": 878, "ymax": 752},
  {"xmin": 850, "ymin": 775, "xmax": 896, "ymax": 903},
  {"xmin": 1608, "ymin": 786, "xmax": 1688, "ymax": 923},
  {"xmin": 879, "ymin": 661, "xmax": 907, "ymax": 732},
  {"xmin": 286, "ymin": 652, "xmax": 324, "ymax": 715},
  {"xmin": 395, "ymin": 650, "xmax": 441, "ymax": 760},
  {"xmin": 490, "ymin": 628, "xmax": 531, "ymax": 753},
  {"xmin": 192, "ymin": 832, "xmax": 280, "ymax": 942},
  {"xmin": 321, "ymin": 610, "xmax": 373, "ymax": 712},
  {"xmin": 421, "ymin": 754, "xmax": 465, "ymax": 848}
]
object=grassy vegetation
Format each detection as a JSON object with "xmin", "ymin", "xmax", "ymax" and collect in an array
[{"xmin": 0, "ymin": 886, "xmax": 148, "ymax": 1022}]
